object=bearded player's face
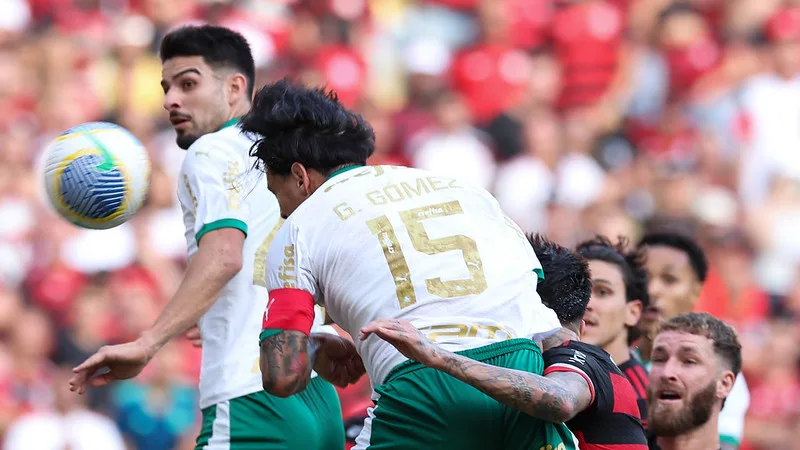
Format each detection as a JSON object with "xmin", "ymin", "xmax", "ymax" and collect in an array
[
  {"xmin": 646, "ymin": 330, "xmax": 728, "ymax": 437},
  {"xmin": 161, "ymin": 56, "xmax": 230, "ymax": 149}
]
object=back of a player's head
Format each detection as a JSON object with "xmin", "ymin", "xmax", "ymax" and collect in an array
[
  {"xmin": 577, "ymin": 235, "xmax": 649, "ymax": 307},
  {"xmin": 160, "ymin": 25, "xmax": 256, "ymax": 98},
  {"xmin": 657, "ymin": 312, "xmax": 741, "ymax": 376},
  {"xmin": 241, "ymin": 79, "xmax": 375, "ymax": 176},
  {"xmin": 528, "ymin": 234, "xmax": 591, "ymax": 330},
  {"xmin": 638, "ymin": 231, "xmax": 708, "ymax": 282}
]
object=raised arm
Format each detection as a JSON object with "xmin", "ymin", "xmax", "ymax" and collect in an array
[{"xmin": 360, "ymin": 319, "xmax": 592, "ymax": 423}]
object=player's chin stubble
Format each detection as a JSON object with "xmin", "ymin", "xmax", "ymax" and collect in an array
[
  {"xmin": 647, "ymin": 380, "xmax": 717, "ymax": 437},
  {"xmin": 176, "ymin": 133, "xmax": 200, "ymax": 150}
]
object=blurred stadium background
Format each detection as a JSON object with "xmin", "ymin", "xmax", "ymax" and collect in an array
[{"xmin": 0, "ymin": 0, "xmax": 799, "ymax": 448}]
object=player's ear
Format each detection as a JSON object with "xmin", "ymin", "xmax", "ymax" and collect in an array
[
  {"xmin": 227, "ymin": 73, "xmax": 248, "ymax": 104},
  {"xmin": 624, "ymin": 300, "xmax": 643, "ymax": 327},
  {"xmin": 290, "ymin": 162, "xmax": 311, "ymax": 193},
  {"xmin": 716, "ymin": 370, "xmax": 735, "ymax": 401},
  {"xmin": 579, "ymin": 319, "xmax": 586, "ymax": 337}
]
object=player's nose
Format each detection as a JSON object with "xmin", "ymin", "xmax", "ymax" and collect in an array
[{"xmin": 163, "ymin": 90, "xmax": 182, "ymax": 112}]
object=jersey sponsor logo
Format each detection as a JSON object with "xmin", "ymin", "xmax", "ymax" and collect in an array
[
  {"xmin": 277, "ymin": 245, "xmax": 297, "ymax": 288},
  {"xmin": 569, "ymin": 349, "xmax": 588, "ymax": 366}
]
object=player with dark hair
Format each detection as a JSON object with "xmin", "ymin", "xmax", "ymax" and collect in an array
[
  {"xmin": 240, "ymin": 79, "xmax": 575, "ymax": 449},
  {"xmin": 158, "ymin": 24, "xmax": 256, "ymax": 149},
  {"xmin": 637, "ymin": 231, "xmax": 749, "ymax": 449},
  {"xmin": 364, "ymin": 234, "xmax": 648, "ymax": 450},
  {"xmin": 576, "ymin": 236, "xmax": 650, "ymax": 426},
  {"xmin": 647, "ymin": 313, "xmax": 742, "ymax": 450},
  {"xmin": 69, "ymin": 26, "xmax": 346, "ymax": 449}
]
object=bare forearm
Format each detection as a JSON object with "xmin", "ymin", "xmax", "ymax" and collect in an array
[
  {"xmin": 260, "ymin": 331, "xmax": 312, "ymax": 397},
  {"xmin": 140, "ymin": 244, "xmax": 239, "ymax": 355},
  {"xmin": 428, "ymin": 349, "xmax": 584, "ymax": 422}
]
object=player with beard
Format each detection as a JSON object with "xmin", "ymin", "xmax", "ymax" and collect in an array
[
  {"xmin": 576, "ymin": 236, "xmax": 650, "ymax": 428},
  {"xmin": 68, "ymin": 25, "xmax": 346, "ymax": 449},
  {"xmin": 637, "ymin": 231, "xmax": 749, "ymax": 449},
  {"xmin": 363, "ymin": 234, "xmax": 648, "ymax": 450},
  {"xmin": 647, "ymin": 312, "xmax": 741, "ymax": 450}
]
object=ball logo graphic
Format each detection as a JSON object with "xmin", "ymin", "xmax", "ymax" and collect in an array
[{"xmin": 44, "ymin": 122, "xmax": 151, "ymax": 230}]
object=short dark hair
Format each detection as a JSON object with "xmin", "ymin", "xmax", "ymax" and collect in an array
[
  {"xmin": 160, "ymin": 25, "xmax": 256, "ymax": 98},
  {"xmin": 658, "ymin": 312, "xmax": 742, "ymax": 376},
  {"xmin": 528, "ymin": 234, "xmax": 591, "ymax": 329},
  {"xmin": 639, "ymin": 231, "xmax": 708, "ymax": 282},
  {"xmin": 240, "ymin": 79, "xmax": 375, "ymax": 176}
]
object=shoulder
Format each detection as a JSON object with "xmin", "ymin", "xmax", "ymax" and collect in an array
[{"xmin": 185, "ymin": 128, "xmax": 249, "ymax": 166}]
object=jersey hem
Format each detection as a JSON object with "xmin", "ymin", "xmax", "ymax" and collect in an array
[{"xmin": 196, "ymin": 218, "xmax": 248, "ymax": 244}]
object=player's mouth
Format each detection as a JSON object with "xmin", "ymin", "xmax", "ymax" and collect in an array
[
  {"xmin": 655, "ymin": 390, "xmax": 682, "ymax": 404},
  {"xmin": 170, "ymin": 114, "xmax": 192, "ymax": 129},
  {"xmin": 643, "ymin": 306, "xmax": 661, "ymax": 321}
]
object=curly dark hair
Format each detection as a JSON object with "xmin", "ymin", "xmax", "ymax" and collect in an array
[
  {"xmin": 239, "ymin": 79, "xmax": 375, "ymax": 176},
  {"xmin": 658, "ymin": 312, "xmax": 742, "ymax": 376},
  {"xmin": 528, "ymin": 233, "xmax": 591, "ymax": 329}
]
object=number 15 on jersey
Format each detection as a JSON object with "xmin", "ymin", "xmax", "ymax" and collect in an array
[{"xmin": 367, "ymin": 200, "xmax": 488, "ymax": 309}]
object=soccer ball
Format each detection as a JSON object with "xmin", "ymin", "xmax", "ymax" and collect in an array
[{"xmin": 43, "ymin": 122, "xmax": 151, "ymax": 230}]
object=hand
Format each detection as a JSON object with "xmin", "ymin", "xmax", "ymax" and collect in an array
[
  {"xmin": 359, "ymin": 319, "xmax": 441, "ymax": 367},
  {"xmin": 311, "ymin": 333, "xmax": 365, "ymax": 388},
  {"xmin": 68, "ymin": 339, "xmax": 154, "ymax": 394},
  {"xmin": 185, "ymin": 325, "xmax": 202, "ymax": 348}
]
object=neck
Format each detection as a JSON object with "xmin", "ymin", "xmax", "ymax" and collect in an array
[
  {"xmin": 231, "ymin": 102, "xmax": 250, "ymax": 120},
  {"xmin": 657, "ymin": 414, "xmax": 720, "ymax": 450},
  {"xmin": 605, "ymin": 333, "xmax": 631, "ymax": 365},
  {"xmin": 541, "ymin": 327, "xmax": 579, "ymax": 351}
]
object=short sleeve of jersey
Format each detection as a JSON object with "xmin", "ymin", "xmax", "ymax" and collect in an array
[
  {"xmin": 181, "ymin": 138, "xmax": 249, "ymax": 243},
  {"xmin": 543, "ymin": 343, "xmax": 606, "ymax": 408},
  {"xmin": 265, "ymin": 219, "xmax": 318, "ymax": 299}
]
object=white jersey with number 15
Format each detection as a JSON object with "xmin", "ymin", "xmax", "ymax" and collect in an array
[{"xmin": 264, "ymin": 165, "xmax": 561, "ymax": 387}]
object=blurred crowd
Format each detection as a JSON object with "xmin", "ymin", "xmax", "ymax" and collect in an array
[{"xmin": 1, "ymin": 0, "xmax": 800, "ymax": 448}]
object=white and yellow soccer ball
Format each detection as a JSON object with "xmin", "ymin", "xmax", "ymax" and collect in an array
[{"xmin": 43, "ymin": 122, "xmax": 151, "ymax": 230}]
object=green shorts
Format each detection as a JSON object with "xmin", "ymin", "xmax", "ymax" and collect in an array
[
  {"xmin": 354, "ymin": 339, "xmax": 577, "ymax": 450},
  {"xmin": 195, "ymin": 376, "xmax": 344, "ymax": 450}
]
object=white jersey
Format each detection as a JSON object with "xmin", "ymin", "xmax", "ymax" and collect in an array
[
  {"xmin": 178, "ymin": 121, "xmax": 327, "ymax": 408},
  {"xmin": 265, "ymin": 165, "xmax": 561, "ymax": 387}
]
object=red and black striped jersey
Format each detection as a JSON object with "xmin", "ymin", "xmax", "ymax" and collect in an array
[
  {"xmin": 619, "ymin": 355, "xmax": 649, "ymax": 430},
  {"xmin": 544, "ymin": 341, "xmax": 648, "ymax": 450}
]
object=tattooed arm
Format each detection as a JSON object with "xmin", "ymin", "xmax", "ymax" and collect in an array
[
  {"xmin": 432, "ymin": 348, "xmax": 590, "ymax": 422},
  {"xmin": 360, "ymin": 319, "xmax": 592, "ymax": 423},
  {"xmin": 259, "ymin": 330, "xmax": 312, "ymax": 398}
]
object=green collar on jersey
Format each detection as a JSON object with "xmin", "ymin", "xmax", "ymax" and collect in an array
[
  {"xmin": 326, "ymin": 165, "xmax": 364, "ymax": 181},
  {"xmin": 218, "ymin": 117, "xmax": 240, "ymax": 130}
]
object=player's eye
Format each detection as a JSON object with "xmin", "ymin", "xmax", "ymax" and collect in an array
[{"xmin": 182, "ymin": 80, "xmax": 196, "ymax": 90}]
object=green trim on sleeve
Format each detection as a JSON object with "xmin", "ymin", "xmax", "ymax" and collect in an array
[
  {"xmin": 259, "ymin": 329, "xmax": 282, "ymax": 344},
  {"xmin": 196, "ymin": 218, "xmax": 248, "ymax": 244},
  {"xmin": 720, "ymin": 434, "xmax": 739, "ymax": 448},
  {"xmin": 533, "ymin": 268, "xmax": 545, "ymax": 281}
]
